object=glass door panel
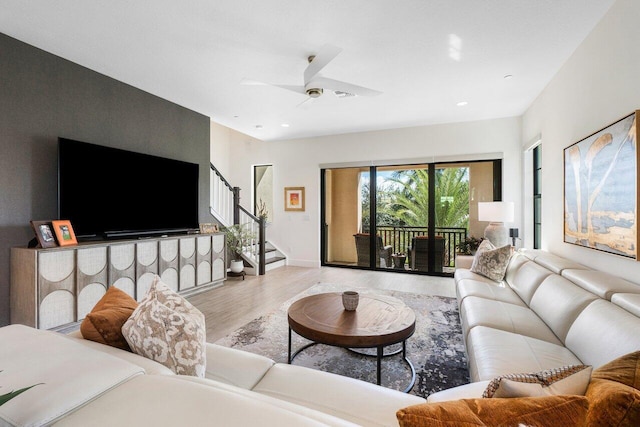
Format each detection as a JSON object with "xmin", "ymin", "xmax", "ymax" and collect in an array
[
  {"xmin": 323, "ymin": 167, "xmax": 371, "ymax": 267},
  {"xmin": 375, "ymin": 165, "xmax": 430, "ymax": 271}
]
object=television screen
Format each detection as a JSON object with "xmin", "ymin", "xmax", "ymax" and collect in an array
[{"xmin": 58, "ymin": 138, "xmax": 199, "ymax": 239}]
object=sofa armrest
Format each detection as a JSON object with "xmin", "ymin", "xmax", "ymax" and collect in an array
[
  {"xmin": 204, "ymin": 343, "xmax": 275, "ymax": 390},
  {"xmin": 455, "ymin": 255, "xmax": 475, "ymax": 270}
]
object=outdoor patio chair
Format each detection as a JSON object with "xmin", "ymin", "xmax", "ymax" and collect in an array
[
  {"xmin": 407, "ymin": 236, "xmax": 445, "ymax": 272},
  {"xmin": 353, "ymin": 233, "xmax": 393, "ymax": 268}
]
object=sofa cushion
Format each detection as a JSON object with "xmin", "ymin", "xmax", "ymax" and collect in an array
[
  {"xmin": 528, "ymin": 274, "xmax": 598, "ymax": 343},
  {"xmin": 612, "ymin": 293, "xmax": 640, "ymax": 317},
  {"xmin": 562, "ymin": 269, "xmax": 640, "ymax": 300},
  {"xmin": 585, "ymin": 351, "xmax": 640, "ymax": 427},
  {"xmin": 80, "ymin": 286, "xmax": 138, "ymax": 351},
  {"xmin": 529, "ymin": 252, "xmax": 585, "ymax": 274},
  {"xmin": 54, "ymin": 375, "xmax": 355, "ymax": 427},
  {"xmin": 507, "ymin": 260, "xmax": 553, "ymax": 305},
  {"xmin": 0, "ymin": 325, "xmax": 143, "ymax": 427},
  {"xmin": 64, "ymin": 331, "xmax": 175, "ymax": 375},
  {"xmin": 454, "ymin": 268, "xmax": 497, "ymax": 284},
  {"xmin": 565, "ymin": 299, "xmax": 640, "ymax": 369},
  {"xmin": 123, "ymin": 275, "xmax": 207, "ymax": 377},
  {"xmin": 396, "ymin": 395, "xmax": 588, "ymax": 427},
  {"xmin": 460, "ymin": 296, "xmax": 561, "ymax": 345},
  {"xmin": 204, "ymin": 343, "xmax": 274, "ymax": 389},
  {"xmin": 502, "ymin": 251, "xmax": 529, "ymax": 285},
  {"xmin": 470, "ymin": 241, "xmax": 512, "ymax": 282},
  {"xmin": 456, "ymin": 278, "xmax": 525, "ymax": 308},
  {"xmin": 253, "ymin": 363, "xmax": 425, "ymax": 427},
  {"xmin": 482, "ymin": 364, "xmax": 592, "ymax": 398},
  {"xmin": 466, "ymin": 326, "xmax": 583, "ymax": 382}
]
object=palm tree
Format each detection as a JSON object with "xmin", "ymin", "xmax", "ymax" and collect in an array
[{"xmin": 380, "ymin": 167, "xmax": 470, "ymax": 228}]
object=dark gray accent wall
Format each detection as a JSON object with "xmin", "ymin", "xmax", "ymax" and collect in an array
[{"xmin": 0, "ymin": 33, "xmax": 211, "ymax": 326}]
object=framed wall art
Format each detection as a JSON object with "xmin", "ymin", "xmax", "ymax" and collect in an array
[
  {"xmin": 284, "ymin": 187, "xmax": 305, "ymax": 212},
  {"xmin": 52, "ymin": 220, "xmax": 78, "ymax": 246},
  {"xmin": 30, "ymin": 220, "xmax": 58, "ymax": 248},
  {"xmin": 564, "ymin": 110, "xmax": 639, "ymax": 259}
]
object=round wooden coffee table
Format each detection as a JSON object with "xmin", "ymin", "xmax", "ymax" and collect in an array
[{"xmin": 287, "ymin": 292, "xmax": 416, "ymax": 392}]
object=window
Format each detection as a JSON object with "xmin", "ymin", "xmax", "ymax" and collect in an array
[{"xmin": 533, "ymin": 145, "xmax": 542, "ymax": 249}]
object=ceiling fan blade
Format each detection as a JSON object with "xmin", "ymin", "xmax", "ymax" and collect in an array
[
  {"xmin": 304, "ymin": 44, "xmax": 343, "ymax": 83},
  {"xmin": 241, "ymin": 78, "xmax": 306, "ymax": 95},
  {"xmin": 311, "ymin": 76, "xmax": 382, "ymax": 97}
]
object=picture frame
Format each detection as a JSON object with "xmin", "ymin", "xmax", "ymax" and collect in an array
[
  {"xmin": 30, "ymin": 220, "xmax": 58, "ymax": 248},
  {"xmin": 52, "ymin": 220, "xmax": 78, "ymax": 246},
  {"xmin": 563, "ymin": 110, "xmax": 639, "ymax": 259},
  {"xmin": 284, "ymin": 187, "xmax": 305, "ymax": 212},
  {"xmin": 199, "ymin": 223, "xmax": 219, "ymax": 234}
]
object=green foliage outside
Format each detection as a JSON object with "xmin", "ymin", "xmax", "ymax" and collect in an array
[{"xmin": 361, "ymin": 167, "xmax": 470, "ymax": 229}]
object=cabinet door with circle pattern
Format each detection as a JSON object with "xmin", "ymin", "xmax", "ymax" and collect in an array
[
  {"xmin": 196, "ymin": 235, "xmax": 212, "ymax": 285},
  {"xmin": 212, "ymin": 233, "xmax": 226, "ymax": 282},
  {"xmin": 159, "ymin": 239, "xmax": 179, "ymax": 292},
  {"xmin": 136, "ymin": 241, "xmax": 158, "ymax": 301},
  {"xmin": 38, "ymin": 250, "xmax": 75, "ymax": 329},
  {"xmin": 109, "ymin": 243, "xmax": 136, "ymax": 299},
  {"xmin": 179, "ymin": 237, "xmax": 196, "ymax": 290},
  {"xmin": 76, "ymin": 246, "xmax": 108, "ymax": 320}
]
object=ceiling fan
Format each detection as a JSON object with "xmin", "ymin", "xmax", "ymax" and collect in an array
[{"xmin": 242, "ymin": 44, "xmax": 382, "ymax": 106}]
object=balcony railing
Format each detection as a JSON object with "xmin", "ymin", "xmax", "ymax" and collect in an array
[{"xmin": 365, "ymin": 225, "xmax": 468, "ymax": 268}]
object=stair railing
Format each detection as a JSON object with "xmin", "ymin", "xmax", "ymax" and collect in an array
[
  {"xmin": 210, "ymin": 163, "xmax": 266, "ymax": 275},
  {"xmin": 238, "ymin": 206, "xmax": 266, "ymax": 275},
  {"xmin": 210, "ymin": 163, "xmax": 236, "ymax": 227}
]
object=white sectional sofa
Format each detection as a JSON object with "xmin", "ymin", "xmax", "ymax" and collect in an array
[
  {"xmin": 428, "ymin": 249, "xmax": 640, "ymax": 402},
  {"xmin": 0, "ymin": 324, "xmax": 424, "ymax": 427}
]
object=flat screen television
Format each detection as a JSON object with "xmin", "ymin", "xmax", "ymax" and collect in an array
[{"xmin": 58, "ymin": 138, "xmax": 199, "ymax": 240}]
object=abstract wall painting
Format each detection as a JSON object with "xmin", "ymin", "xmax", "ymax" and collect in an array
[{"xmin": 564, "ymin": 111, "xmax": 639, "ymax": 259}]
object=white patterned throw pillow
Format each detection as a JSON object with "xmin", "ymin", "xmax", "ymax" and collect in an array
[
  {"xmin": 470, "ymin": 239, "xmax": 512, "ymax": 282},
  {"xmin": 483, "ymin": 365, "xmax": 592, "ymax": 398},
  {"xmin": 122, "ymin": 275, "xmax": 206, "ymax": 377}
]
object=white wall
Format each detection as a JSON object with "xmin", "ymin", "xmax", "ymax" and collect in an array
[
  {"xmin": 522, "ymin": 0, "xmax": 640, "ymax": 282},
  {"xmin": 212, "ymin": 117, "xmax": 522, "ymax": 267}
]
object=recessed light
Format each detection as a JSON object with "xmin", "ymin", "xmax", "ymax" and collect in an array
[
  {"xmin": 255, "ymin": 125, "xmax": 263, "ymax": 129},
  {"xmin": 456, "ymin": 101, "xmax": 468, "ymax": 107},
  {"xmin": 281, "ymin": 123, "xmax": 290, "ymax": 128},
  {"xmin": 504, "ymin": 74, "xmax": 513, "ymax": 80},
  {"xmin": 233, "ymin": 115, "xmax": 239, "ymax": 118}
]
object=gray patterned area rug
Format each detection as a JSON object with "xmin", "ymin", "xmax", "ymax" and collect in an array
[{"xmin": 215, "ymin": 283, "xmax": 469, "ymax": 398}]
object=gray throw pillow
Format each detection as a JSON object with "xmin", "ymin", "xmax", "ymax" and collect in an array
[{"xmin": 470, "ymin": 240, "xmax": 512, "ymax": 282}]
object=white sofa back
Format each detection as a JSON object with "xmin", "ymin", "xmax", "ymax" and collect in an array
[{"xmin": 506, "ymin": 250, "xmax": 640, "ymax": 369}]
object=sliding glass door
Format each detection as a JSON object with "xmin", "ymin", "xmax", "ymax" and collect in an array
[{"xmin": 321, "ymin": 160, "xmax": 501, "ymax": 275}]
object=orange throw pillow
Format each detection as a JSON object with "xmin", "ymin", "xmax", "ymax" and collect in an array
[
  {"xmin": 585, "ymin": 351, "xmax": 640, "ymax": 427},
  {"xmin": 396, "ymin": 395, "xmax": 588, "ymax": 427},
  {"xmin": 80, "ymin": 286, "xmax": 138, "ymax": 351}
]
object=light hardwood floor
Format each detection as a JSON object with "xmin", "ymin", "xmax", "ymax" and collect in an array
[{"xmin": 188, "ymin": 266, "xmax": 456, "ymax": 342}]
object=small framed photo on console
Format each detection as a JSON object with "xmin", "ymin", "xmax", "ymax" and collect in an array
[
  {"xmin": 30, "ymin": 220, "xmax": 58, "ymax": 248},
  {"xmin": 52, "ymin": 220, "xmax": 78, "ymax": 246},
  {"xmin": 199, "ymin": 223, "xmax": 219, "ymax": 234}
]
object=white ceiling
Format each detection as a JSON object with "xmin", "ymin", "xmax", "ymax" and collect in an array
[{"xmin": 1, "ymin": 0, "xmax": 614, "ymax": 142}]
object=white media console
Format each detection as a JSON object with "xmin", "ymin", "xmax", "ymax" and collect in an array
[{"xmin": 10, "ymin": 232, "xmax": 226, "ymax": 331}]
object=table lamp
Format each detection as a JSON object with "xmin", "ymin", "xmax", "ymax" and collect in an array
[{"xmin": 478, "ymin": 202, "xmax": 514, "ymax": 247}]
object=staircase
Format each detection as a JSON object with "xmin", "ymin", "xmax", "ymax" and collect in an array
[
  {"xmin": 209, "ymin": 163, "xmax": 286, "ymax": 275},
  {"xmin": 244, "ymin": 241, "xmax": 287, "ymax": 275}
]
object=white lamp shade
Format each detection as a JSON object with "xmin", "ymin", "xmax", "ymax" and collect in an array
[{"xmin": 478, "ymin": 202, "xmax": 514, "ymax": 223}]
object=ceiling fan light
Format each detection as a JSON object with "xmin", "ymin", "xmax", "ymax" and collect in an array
[{"xmin": 306, "ymin": 88, "xmax": 323, "ymax": 98}]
